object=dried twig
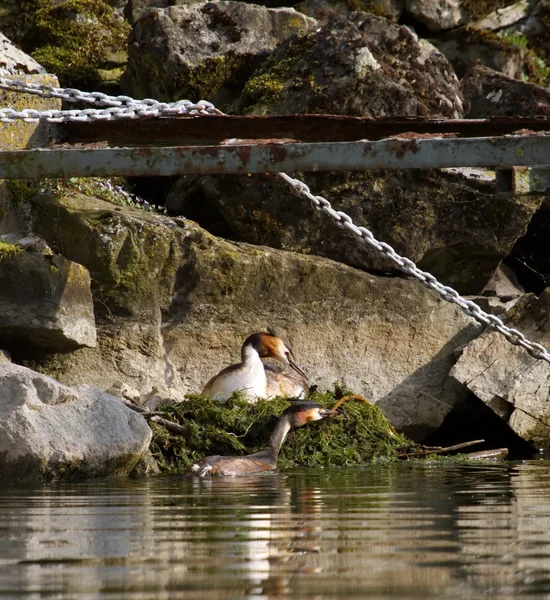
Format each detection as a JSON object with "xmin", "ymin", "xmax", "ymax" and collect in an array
[
  {"xmin": 399, "ymin": 439, "xmax": 485, "ymax": 459},
  {"xmin": 121, "ymin": 400, "xmax": 187, "ymax": 434}
]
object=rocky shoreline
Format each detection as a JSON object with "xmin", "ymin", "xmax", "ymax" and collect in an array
[{"xmin": 1, "ymin": 0, "xmax": 550, "ymax": 480}]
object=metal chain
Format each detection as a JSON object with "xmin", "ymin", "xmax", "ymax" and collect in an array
[
  {"xmin": 3, "ymin": 76, "xmax": 550, "ymax": 363},
  {"xmin": 0, "ymin": 77, "xmax": 223, "ymax": 121},
  {"xmin": 277, "ymin": 172, "xmax": 550, "ymax": 364}
]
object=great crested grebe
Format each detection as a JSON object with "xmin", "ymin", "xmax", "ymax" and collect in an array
[
  {"xmin": 202, "ymin": 330, "xmax": 308, "ymax": 402},
  {"xmin": 187, "ymin": 401, "xmax": 339, "ymax": 476}
]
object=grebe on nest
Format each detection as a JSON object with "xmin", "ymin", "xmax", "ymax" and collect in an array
[
  {"xmin": 187, "ymin": 401, "xmax": 338, "ymax": 477},
  {"xmin": 202, "ymin": 330, "xmax": 309, "ymax": 402}
]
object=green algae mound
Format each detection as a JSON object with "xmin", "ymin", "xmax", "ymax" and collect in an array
[{"xmin": 150, "ymin": 391, "xmax": 415, "ymax": 474}]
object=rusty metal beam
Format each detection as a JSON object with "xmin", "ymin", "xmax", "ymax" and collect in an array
[
  {"xmin": 1, "ymin": 135, "xmax": 550, "ymax": 178},
  {"xmin": 64, "ymin": 114, "xmax": 550, "ymax": 145}
]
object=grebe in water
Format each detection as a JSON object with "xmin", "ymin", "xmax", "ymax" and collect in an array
[
  {"xmin": 202, "ymin": 330, "xmax": 308, "ymax": 402},
  {"xmin": 187, "ymin": 401, "xmax": 338, "ymax": 477}
]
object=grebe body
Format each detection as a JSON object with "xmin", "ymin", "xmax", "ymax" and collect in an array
[
  {"xmin": 265, "ymin": 364, "xmax": 309, "ymax": 398},
  {"xmin": 187, "ymin": 402, "xmax": 338, "ymax": 477},
  {"xmin": 202, "ymin": 331, "xmax": 307, "ymax": 402}
]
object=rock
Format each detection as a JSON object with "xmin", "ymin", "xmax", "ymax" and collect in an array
[
  {"xmin": 121, "ymin": 2, "xmax": 316, "ymax": 107},
  {"xmin": 403, "ymin": 0, "xmax": 463, "ymax": 32},
  {"xmin": 105, "ymin": 381, "xmax": 142, "ymax": 405},
  {"xmin": 430, "ymin": 26, "xmax": 525, "ymax": 79},
  {"xmin": 125, "ymin": 0, "xmax": 182, "ymax": 25},
  {"xmin": 143, "ymin": 386, "xmax": 185, "ymax": 411},
  {"xmin": 13, "ymin": 189, "xmax": 483, "ymax": 440},
  {"xmin": 505, "ymin": 199, "xmax": 550, "ymax": 296},
  {"xmin": 462, "ymin": 65, "xmax": 550, "ymax": 117},
  {"xmin": 482, "ymin": 264, "xmax": 524, "ymax": 298},
  {"xmin": 472, "ymin": 0, "xmax": 533, "ymax": 30},
  {"xmin": 450, "ymin": 290, "xmax": 550, "ymax": 447},
  {"xmin": 0, "ymin": 349, "xmax": 11, "ymax": 363},
  {"xmin": 0, "ymin": 251, "xmax": 97, "ymax": 353},
  {"xmin": 0, "ymin": 36, "xmax": 60, "ymax": 153},
  {"xmin": 0, "ymin": 363, "xmax": 152, "ymax": 481},
  {"xmin": 0, "ymin": 232, "xmax": 53, "ymax": 254},
  {"xmin": 5, "ymin": 1, "xmax": 130, "ymax": 90},
  {"xmin": 403, "ymin": 0, "xmax": 513, "ymax": 32},
  {"xmin": 237, "ymin": 13, "xmax": 465, "ymax": 117},
  {"xmin": 0, "ymin": 37, "xmax": 61, "ymax": 237},
  {"xmin": 466, "ymin": 265, "xmax": 526, "ymax": 316},
  {"xmin": 167, "ymin": 169, "xmax": 541, "ymax": 294},
  {"xmin": 295, "ymin": 0, "xmax": 404, "ymax": 25},
  {"xmin": 521, "ymin": 0, "xmax": 550, "ymax": 62}
]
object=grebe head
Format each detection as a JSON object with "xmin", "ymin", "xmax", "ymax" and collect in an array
[
  {"xmin": 243, "ymin": 329, "xmax": 308, "ymax": 379},
  {"xmin": 284, "ymin": 401, "xmax": 340, "ymax": 427}
]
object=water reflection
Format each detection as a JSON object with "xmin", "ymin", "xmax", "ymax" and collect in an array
[{"xmin": 0, "ymin": 462, "xmax": 549, "ymax": 598}]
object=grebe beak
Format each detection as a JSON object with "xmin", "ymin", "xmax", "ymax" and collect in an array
[
  {"xmin": 319, "ymin": 408, "xmax": 341, "ymax": 418},
  {"xmin": 288, "ymin": 356, "xmax": 308, "ymax": 380}
]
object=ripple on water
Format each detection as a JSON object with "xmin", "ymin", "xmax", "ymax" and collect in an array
[{"xmin": 0, "ymin": 462, "xmax": 550, "ymax": 598}]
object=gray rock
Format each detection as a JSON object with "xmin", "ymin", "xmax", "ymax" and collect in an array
[
  {"xmin": 472, "ymin": 0, "xmax": 533, "ymax": 30},
  {"xmin": 0, "ymin": 349, "xmax": 11, "ymax": 363},
  {"xmin": 430, "ymin": 26, "xmax": 525, "ymax": 79},
  {"xmin": 121, "ymin": 2, "xmax": 317, "ymax": 107},
  {"xmin": 238, "ymin": 13, "xmax": 464, "ymax": 117},
  {"xmin": 404, "ymin": 0, "xmax": 463, "ymax": 32},
  {"xmin": 482, "ymin": 265, "xmax": 524, "ymax": 298},
  {"xmin": 167, "ymin": 169, "xmax": 541, "ymax": 294},
  {"xmin": 0, "ymin": 252, "xmax": 97, "ymax": 353},
  {"xmin": 143, "ymin": 386, "xmax": 185, "ymax": 411},
  {"xmin": 450, "ymin": 291, "xmax": 550, "ymax": 446},
  {"xmin": 462, "ymin": 65, "xmax": 550, "ymax": 117},
  {"xmin": 0, "ymin": 232, "xmax": 53, "ymax": 254},
  {"xmin": 22, "ymin": 191, "xmax": 482, "ymax": 440},
  {"xmin": 295, "ymin": 0, "xmax": 404, "ymax": 25},
  {"xmin": 0, "ymin": 32, "xmax": 46, "ymax": 75},
  {"xmin": 0, "ymin": 363, "xmax": 152, "ymax": 481},
  {"xmin": 105, "ymin": 381, "xmax": 142, "ymax": 404}
]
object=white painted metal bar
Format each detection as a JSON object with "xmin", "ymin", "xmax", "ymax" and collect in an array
[{"xmin": 1, "ymin": 135, "xmax": 550, "ymax": 178}]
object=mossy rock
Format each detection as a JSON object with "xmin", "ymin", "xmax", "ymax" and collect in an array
[
  {"xmin": 13, "ymin": 0, "xmax": 130, "ymax": 89},
  {"xmin": 150, "ymin": 390, "xmax": 415, "ymax": 473},
  {"xmin": 236, "ymin": 13, "xmax": 464, "ymax": 117}
]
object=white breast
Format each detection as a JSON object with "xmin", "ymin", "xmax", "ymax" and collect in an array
[{"xmin": 206, "ymin": 354, "xmax": 267, "ymax": 402}]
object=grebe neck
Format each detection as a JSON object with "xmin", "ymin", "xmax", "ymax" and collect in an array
[
  {"xmin": 265, "ymin": 415, "xmax": 292, "ymax": 459},
  {"xmin": 241, "ymin": 342, "xmax": 262, "ymax": 365}
]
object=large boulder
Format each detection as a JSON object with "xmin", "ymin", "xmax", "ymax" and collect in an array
[
  {"xmin": 10, "ymin": 188, "xmax": 483, "ymax": 440},
  {"xmin": 450, "ymin": 290, "xmax": 550, "ymax": 447},
  {"xmin": 0, "ymin": 250, "xmax": 97, "ymax": 354},
  {"xmin": 462, "ymin": 65, "xmax": 550, "ymax": 117},
  {"xmin": 167, "ymin": 170, "xmax": 541, "ymax": 294},
  {"xmin": 121, "ymin": 2, "xmax": 316, "ymax": 106},
  {"xmin": 0, "ymin": 363, "xmax": 151, "ymax": 481},
  {"xmin": 403, "ymin": 0, "xmax": 513, "ymax": 33},
  {"xmin": 430, "ymin": 26, "xmax": 525, "ymax": 79},
  {"xmin": 237, "ymin": 13, "xmax": 465, "ymax": 117}
]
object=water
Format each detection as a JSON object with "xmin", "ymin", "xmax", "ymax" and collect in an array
[{"xmin": 1, "ymin": 462, "xmax": 550, "ymax": 599}]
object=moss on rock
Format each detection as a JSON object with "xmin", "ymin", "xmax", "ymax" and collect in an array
[
  {"xmin": 15, "ymin": 0, "xmax": 130, "ymax": 89},
  {"xmin": 0, "ymin": 242, "xmax": 22, "ymax": 259},
  {"xmin": 150, "ymin": 390, "xmax": 415, "ymax": 474}
]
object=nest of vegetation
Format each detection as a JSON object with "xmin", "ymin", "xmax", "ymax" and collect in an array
[{"xmin": 149, "ymin": 389, "xmax": 417, "ymax": 474}]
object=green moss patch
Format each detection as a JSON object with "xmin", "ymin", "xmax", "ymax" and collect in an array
[
  {"xmin": 0, "ymin": 242, "xmax": 23, "ymax": 259},
  {"xmin": 16, "ymin": 0, "xmax": 130, "ymax": 89},
  {"xmin": 150, "ymin": 389, "xmax": 416, "ymax": 474}
]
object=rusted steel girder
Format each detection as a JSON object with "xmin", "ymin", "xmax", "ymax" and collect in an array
[
  {"xmin": 1, "ymin": 135, "xmax": 549, "ymax": 179},
  {"xmin": 64, "ymin": 114, "xmax": 550, "ymax": 145}
]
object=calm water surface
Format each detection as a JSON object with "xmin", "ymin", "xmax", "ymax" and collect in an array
[{"xmin": 1, "ymin": 461, "xmax": 550, "ymax": 599}]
